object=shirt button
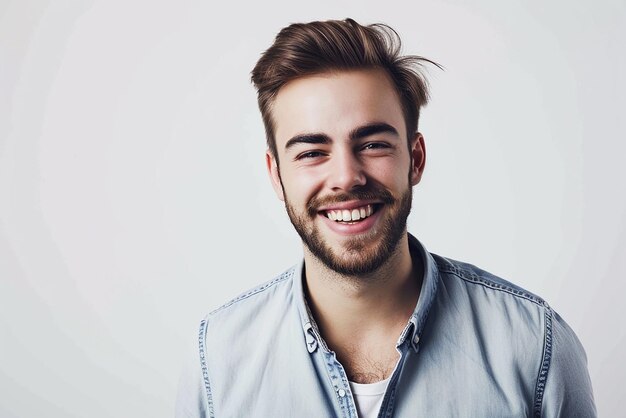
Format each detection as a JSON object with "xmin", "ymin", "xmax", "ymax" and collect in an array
[
  {"xmin": 338, "ymin": 389, "xmax": 346, "ymax": 397},
  {"xmin": 413, "ymin": 334, "xmax": 420, "ymax": 344}
]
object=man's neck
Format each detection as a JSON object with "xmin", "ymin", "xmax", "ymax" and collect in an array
[{"xmin": 303, "ymin": 234, "xmax": 422, "ymax": 357}]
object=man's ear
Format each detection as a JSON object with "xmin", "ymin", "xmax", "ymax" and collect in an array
[
  {"xmin": 266, "ymin": 151, "xmax": 285, "ymax": 201},
  {"xmin": 410, "ymin": 133, "xmax": 426, "ymax": 186}
]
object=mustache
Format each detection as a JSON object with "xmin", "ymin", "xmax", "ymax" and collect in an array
[{"xmin": 307, "ymin": 185, "xmax": 395, "ymax": 217}]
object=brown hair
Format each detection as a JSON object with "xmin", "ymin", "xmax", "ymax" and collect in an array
[{"xmin": 251, "ymin": 18, "xmax": 440, "ymax": 159}]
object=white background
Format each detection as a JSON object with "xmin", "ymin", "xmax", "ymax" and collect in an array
[{"xmin": 1, "ymin": 0, "xmax": 624, "ymax": 416}]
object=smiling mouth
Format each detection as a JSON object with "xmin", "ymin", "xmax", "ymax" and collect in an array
[{"xmin": 323, "ymin": 204, "xmax": 380, "ymax": 223}]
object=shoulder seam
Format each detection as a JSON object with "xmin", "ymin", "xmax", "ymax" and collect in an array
[
  {"xmin": 198, "ymin": 318, "xmax": 215, "ymax": 418},
  {"xmin": 208, "ymin": 268, "xmax": 294, "ymax": 315},
  {"xmin": 533, "ymin": 304, "xmax": 553, "ymax": 418},
  {"xmin": 434, "ymin": 257, "xmax": 546, "ymax": 307}
]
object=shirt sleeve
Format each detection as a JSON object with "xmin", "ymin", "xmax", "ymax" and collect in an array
[
  {"xmin": 540, "ymin": 311, "xmax": 596, "ymax": 417},
  {"xmin": 175, "ymin": 321, "xmax": 210, "ymax": 418}
]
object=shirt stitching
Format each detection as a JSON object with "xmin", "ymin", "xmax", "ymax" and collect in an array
[
  {"xmin": 198, "ymin": 318, "xmax": 215, "ymax": 418},
  {"xmin": 533, "ymin": 305, "xmax": 553, "ymax": 417},
  {"xmin": 208, "ymin": 268, "xmax": 294, "ymax": 315},
  {"xmin": 434, "ymin": 257, "xmax": 546, "ymax": 307}
]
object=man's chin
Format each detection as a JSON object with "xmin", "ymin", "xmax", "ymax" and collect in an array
[
  {"xmin": 306, "ymin": 241, "xmax": 391, "ymax": 276},
  {"xmin": 287, "ymin": 193, "xmax": 412, "ymax": 276}
]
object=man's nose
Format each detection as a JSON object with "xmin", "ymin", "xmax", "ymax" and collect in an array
[{"xmin": 327, "ymin": 151, "xmax": 367, "ymax": 191}]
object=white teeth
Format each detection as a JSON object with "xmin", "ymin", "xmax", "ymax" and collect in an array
[{"xmin": 325, "ymin": 204, "xmax": 375, "ymax": 222}]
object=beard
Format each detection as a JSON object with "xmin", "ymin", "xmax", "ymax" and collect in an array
[{"xmin": 284, "ymin": 182, "xmax": 413, "ymax": 276}]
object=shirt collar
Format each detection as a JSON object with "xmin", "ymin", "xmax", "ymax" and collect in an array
[
  {"xmin": 293, "ymin": 233, "xmax": 440, "ymax": 354},
  {"xmin": 291, "ymin": 258, "xmax": 322, "ymax": 353}
]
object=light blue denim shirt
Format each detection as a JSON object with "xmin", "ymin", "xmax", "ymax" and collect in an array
[{"xmin": 176, "ymin": 235, "xmax": 596, "ymax": 417}]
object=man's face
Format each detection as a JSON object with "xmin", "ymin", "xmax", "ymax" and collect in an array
[{"xmin": 267, "ymin": 69, "xmax": 425, "ymax": 276}]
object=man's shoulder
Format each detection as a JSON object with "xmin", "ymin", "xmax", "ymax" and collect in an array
[
  {"xmin": 206, "ymin": 265, "xmax": 298, "ymax": 324},
  {"xmin": 426, "ymin": 253, "xmax": 595, "ymax": 416},
  {"xmin": 427, "ymin": 252, "xmax": 552, "ymax": 350},
  {"xmin": 431, "ymin": 252, "xmax": 547, "ymax": 307},
  {"xmin": 199, "ymin": 263, "xmax": 303, "ymax": 350}
]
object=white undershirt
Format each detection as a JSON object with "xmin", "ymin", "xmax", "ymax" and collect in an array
[{"xmin": 349, "ymin": 377, "xmax": 391, "ymax": 418}]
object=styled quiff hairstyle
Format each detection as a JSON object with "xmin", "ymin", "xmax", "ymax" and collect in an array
[{"xmin": 251, "ymin": 18, "xmax": 439, "ymax": 158}]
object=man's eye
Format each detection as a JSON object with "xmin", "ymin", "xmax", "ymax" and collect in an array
[
  {"xmin": 296, "ymin": 151, "xmax": 324, "ymax": 160},
  {"xmin": 362, "ymin": 142, "xmax": 390, "ymax": 150}
]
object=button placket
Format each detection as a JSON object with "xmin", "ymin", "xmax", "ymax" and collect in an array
[{"xmin": 321, "ymin": 351, "xmax": 358, "ymax": 417}]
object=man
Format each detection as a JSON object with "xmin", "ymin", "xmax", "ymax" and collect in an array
[{"xmin": 176, "ymin": 19, "xmax": 596, "ymax": 417}]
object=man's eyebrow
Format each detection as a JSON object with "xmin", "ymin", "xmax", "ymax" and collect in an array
[
  {"xmin": 284, "ymin": 133, "xmax": 331, "ymax": 151},
  {"xmin": 349, "ymin": 123, "xmax": 399, "ymax": 141},
  {"xmin": 283, "ymin": 123, "xmax": 399, "ymax": 151}
]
